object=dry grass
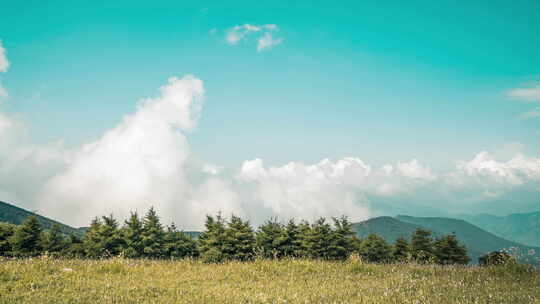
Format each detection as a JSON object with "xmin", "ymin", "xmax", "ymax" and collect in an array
[{"xmin": 0, "ymin": 257, "xmax": 539, "ymax": 303}]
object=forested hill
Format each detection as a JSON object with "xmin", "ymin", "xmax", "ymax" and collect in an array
[
  {"xmin": 0, "ymin": 201, "xmax": 83, "ymax": 236},
  {"xmin": 353, "ymin": 215, "xmax": 540, "ymax": 266}
]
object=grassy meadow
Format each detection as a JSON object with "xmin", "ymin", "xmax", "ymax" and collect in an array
[{"xmin": 0, "ymin": 258, "xmax": 539, "ymax": 304}]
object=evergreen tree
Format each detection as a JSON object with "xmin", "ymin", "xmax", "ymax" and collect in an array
[
  {"xmin": 393, "ymin": 237, "xmax": 411, "ymax": 262},
  {"xmin": 141, "ymin": 207, "xmax": 166, "ymax": 258},
  {"xmin": 302, "ymin": 218, "xmax": 333, "ymax": 259},
  {"xmin": 434, "ymin": 234, "xmax": 470, "ymax": 265},
  {"xmin": 83, "ymin": 217, "xmax": 105, "ymax": 258},
  {"xmin": 296, "ymin": 220, "xmax": 312, "ymax": 258},
  {"xmin": 358, "ymin": 234, "xmax": 392, "ymax": 263},
  {"xmin": 99, "ymin": 214, "xmax": 124, "ymax": 256},
  {"xmin": 281, "ymin": 219, "xmax": 301, "ymax": 257},
  {"xmin": 63, "ymin": 234, "xmax": 86, "ymax": 258},
  {"xmin": 328, "ymin": 216, "xmax": 356, "ymax": 260},
  {"xmin": 9, "ymin": 216, "xmax": 43, "ymax": 257},
  {"xmin": 479, "ymin": 251, "xmax": 514, "ymax": 266},
  {"xmin": 40, "ymin": 223, "xmax": 66, "ymax": 254},
  {"xmin": 256, "ymin": 218, "xmax": 286, "ymax": 258},
  {"xmin": 164, "ymin": 223, "xmax": 198, "ymax": 259},
  {"xmin": 122, "ymin": 212, "xmax": 144, "ymax": 258},
  {"xmin": 198, "ymin": 214, "xmax": 227, "ymax": 263},
  {"xmin": 411, "ymin": 228, "xmax": 435, "ymax": 263},
  {"xmin": 223, "ymin": 215, "xmax": 255, "ymax": 261},
  {"xmin": 0, "ymin": 222, "xmax": 16, "ymax": 256}
]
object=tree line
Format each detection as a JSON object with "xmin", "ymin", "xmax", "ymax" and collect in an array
[{"xmin": 0, "ymin": 207, "xmax": 470, "ymax": 264}]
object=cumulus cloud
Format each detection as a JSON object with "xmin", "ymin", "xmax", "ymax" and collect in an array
[
  {"xmin": 39, "ymin": 76, "xmax": 206, "ymax": 226},
  {"xmin": 225, "ymin": 24, "xmax": 282, "ymax": 52},
  {"xmin": 238, "ymin": 158, "xmax": 371, "ymax": 222},
  {"xmin": 455, "ymin": 151, "xmax": 540, "ymax": 186}
]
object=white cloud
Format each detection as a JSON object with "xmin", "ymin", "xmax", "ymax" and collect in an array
[
  {"xmin": 39, "ymin": 76, "xmax": 207, "ymax": 226},
  {"xmin": 0, "ymin": 40, "xmax": 8, "ymax": 73},
  {"xmin": 257, "ymin": 32, "xmax": 283, "ymax": 52},
  {"xmin": 0, "ymin": 40, "xmax": 9, "ymax": 102},
  {"xmin": 507, "ymin": 84, "xmax": 540, "ymax": 102},
  {"xmin": 455, "ymin": 151, "xmax": 540, "ymax": 186},
  {"xmin": 238, "ymin": 158, "xmax": 371, "ymax": 222},
  {"xmin": 224, "ymin": 24, "xmax": 282, "ymax": 52},
  {"xmin": 520, "ymin": 107, "xmax": 540, "ymax": 120}
]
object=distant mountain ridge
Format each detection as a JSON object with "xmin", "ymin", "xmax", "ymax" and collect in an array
[
  {"xmin": 0, "ymin": 201, "xmax": 83, "ymax": 236},
  {"xmin": 353, "ymin": 215, "xmax": 540, "ymax": 266},
  {"xmin": 459, "ymin": 211, "xmax": 540, "ymax": 247}
]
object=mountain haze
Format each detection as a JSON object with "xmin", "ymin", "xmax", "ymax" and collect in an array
[{"xmin": 459, "ymin": 211, "xmax": 540, "ymax": 247}]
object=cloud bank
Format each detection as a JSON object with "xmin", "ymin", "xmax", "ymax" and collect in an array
[
  {"xmin": 1, "ymin": 74, "xmax": 539, "ymax": 227},
  {"xmin": 0, "ymin": 41, "xmax": 539, "ymax": 228}
]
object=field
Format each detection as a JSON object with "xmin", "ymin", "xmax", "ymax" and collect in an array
[{"xmin": 1, "ymin": 258, "xmax": 539, "ymax": 304}]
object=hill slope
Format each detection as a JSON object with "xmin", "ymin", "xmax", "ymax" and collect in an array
[
  {"xmin": 0, "ymin": 201, "xmax": 83, "ymax": 236},
  {"xmin": 352, "ymin": 216, "xmax": 433, "ymax": 243},
  {"xmin": 396, "ymin": 215, "xmax": 540, "ymax": 265},
  {"xmin": 459, "ymin": 211, "xmax": 540, "ymax": 247},
  {"xmin": 353, "ymin": 215, "xmax": 540, "ymax": 265}
]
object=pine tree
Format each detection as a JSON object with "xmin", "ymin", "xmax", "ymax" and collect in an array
[
  {"xmin": 9, "ymin": 216, "xmax": 43, "ymax": 257},
  {"xmin": 99, "ymin": 214, "xmax": 124, "ymax": 256},
  {"xmin": 302, "ymin": 218, "xmax": 334, "ymax": 259},
  {"xmin": 63, "ymin": 234, "xmax": 86, "ymax": 258},
  {"xmin": 393, "ymin": 237, "xmax": 411, "ymax": 262},
  {"xmin": 40, "ymin": 223, "xmax": 65, "ymax": 255},
  {"xmin": 358, "ymin": 233, "xmax": 392, "ymax": 263},
  {"xmin": 0, "ymin": 222, "xmax": 16, "ymax": 257},
  {"xmin": 164, "ymin": 223, "xmax": 198, "ymax": 259},
  {"xmin": 223, "ymin": 215, "xmax": 255, "ymax": 261},
  {"xmin": 411, "ymin": 228, "xmax": 435, "ymax": 263},
  {"xmin": 328, "ymin": 216, "xmax": 356, "ymax": 260},
  {"xmin": 281, "ymin": 219, "xmax": 301, "ymax": 257},
  {"xmin": 141, "ymin": 207, "xmax": 166, "ymax": 258},
  {"xmin": 256, "ymin": 218, "xmax": 286, "ymax": 258},
  {"xmin": 83, "ymin": 217, "xmax": 104, "ymax": 258},
  {"xmin": 434, "ymin": 234, "xmax": 470, "ymax": 265},
  {"xmin": 122, "ymin": 212, "xmax": 144, "ymax": 258},
  {"xmin": 296, "ymin": 220, "xmax": 312, "ymax": 258},
  {"xmin": 198, "ymin": 214, "xmax": 227, "ymax": 263}
]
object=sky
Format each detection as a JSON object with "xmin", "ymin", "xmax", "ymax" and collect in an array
[{"xmin": 0, "ymin": 1, "xmax": 539, "ymax": 228}]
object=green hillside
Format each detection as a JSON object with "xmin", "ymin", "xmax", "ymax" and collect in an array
[
  {"xmin": 460, "ymin": 211, "xmax": 540, "ymax": 247},
  {"xmin": 0, "ymin": 201, "xmax": 83, "ymax": 236},
  {"xmin": 396, "ymin": 215, "xmax": 540, "ymax": 265},
  {"xmin": 352, "ymin": 216, "xmax": 435, "ymax": 243},
  {"xmin": 353, "ymin": 215, "xmax": 540, "ymax": 265}
]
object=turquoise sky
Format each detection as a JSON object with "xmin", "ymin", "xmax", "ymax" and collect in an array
[{"xmin": 1, "ymin": 0, "xmax": 540, "ymax": 170}]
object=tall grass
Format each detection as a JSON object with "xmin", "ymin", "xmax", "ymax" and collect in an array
[{"xmin": 0, "ymin": 257, "xmax": 538, "ymax": 303}]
